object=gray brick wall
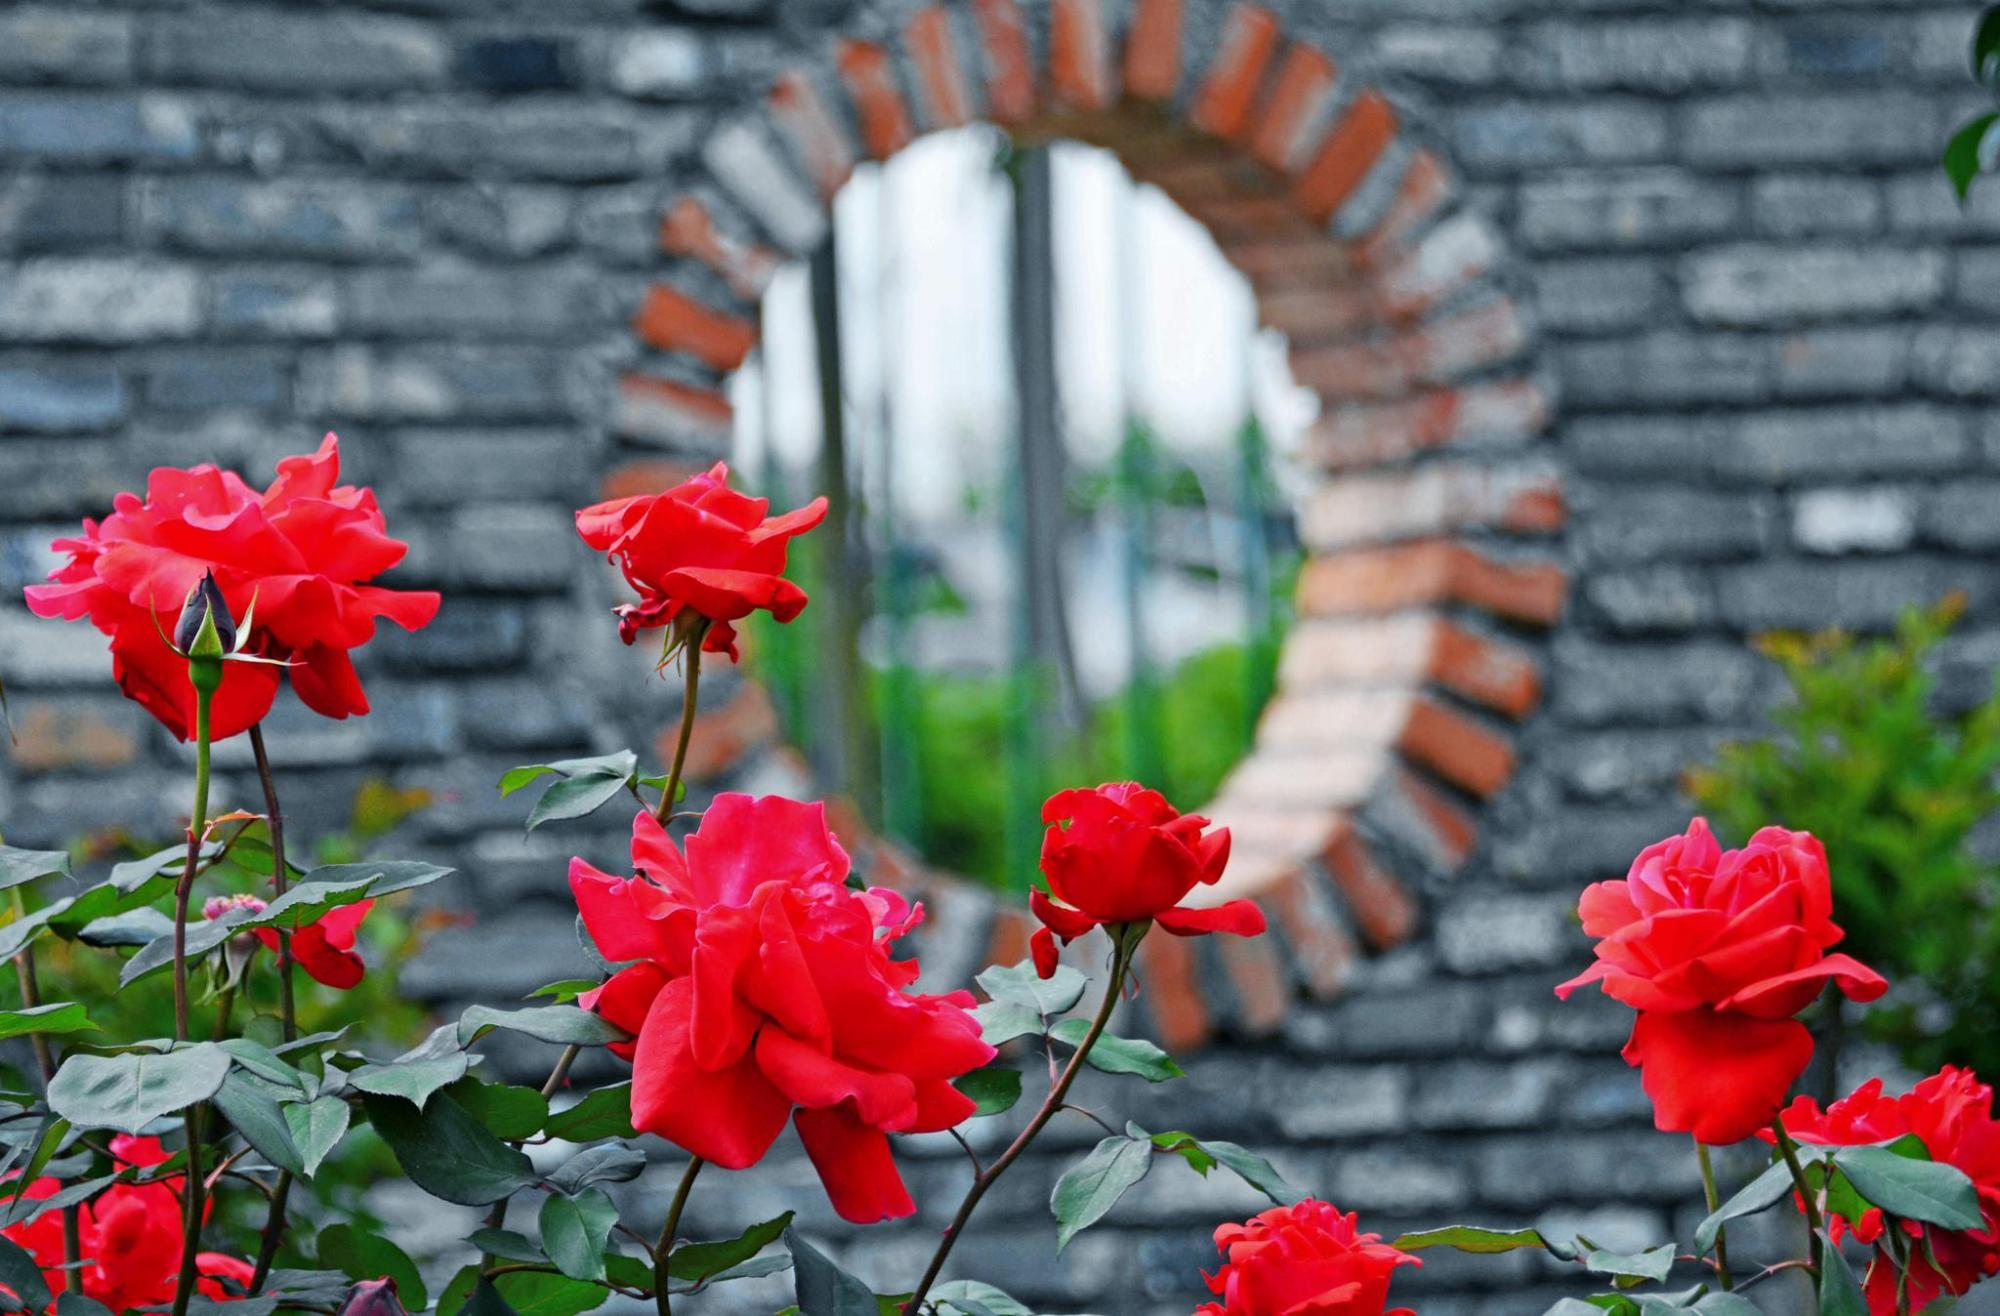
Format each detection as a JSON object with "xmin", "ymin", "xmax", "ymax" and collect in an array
[{"xmin": 2, "ymin": 1, "xmax": 1998, "ymax": 1312}]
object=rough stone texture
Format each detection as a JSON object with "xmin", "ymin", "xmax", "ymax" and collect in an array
[{"xmin": 2, "ymin": 2, "xmax": 1998, "ymax": 1313}]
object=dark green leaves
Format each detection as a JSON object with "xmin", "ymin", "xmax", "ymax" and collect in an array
[
  {"xmin": 539, "ymin": 1188, "xmax": 619, "ymax": 1283},
  {"xmin": 954, "ymin": 1067, "xmax": 1023, "ymax": 1117},
  {"xmin": 973, "ymin": 959, "xmax": 1084, "ymax": 1045},
  {"xmin": 669, "ymin": 1212, "xmax": 793, "ymax": 1287},
  {"xmin": 1694, "ymin": 1160, "xmax": 1795, "ymax": 1256},
  {"xmin": 1049, "ymin": 1018, "xmax": 1182, "ymax": 1082},
  {"xmin": 1050, "ymin": 1133, "xmax": 1153, "ymax": 1251},
  {"xmin": 1977, "ymin": 7, "xmax": 2000, "ymax": 83},
  {"xmin": 0, "ymin": 1003, "xmax": 97, "ymax": 1043},
  {"xmin": 544, "ymin": 1084, "xmax": 635, "ymax": 1142},
  {"xmin": 1834, "ymin": 1144, "xmax": 1984, "ymax": 1229},
  {"xmin": 1393, "ymin": 1225, "xmax": 1577, "ymax": 1259},
  {"xmin": 0, "ymin": 845, "xmax": 69, "ymax": 890},
  {"xmin": 318, "ymin": 1224, "xmax": 428, "ymax": 1310},
  {"xmin": 212, "ymin": 1071, "xmax": 304, "ymax": 1175},
  {"xmin": 1142, "ymin": 1127, "xmax": 1299, "ymax": 1206},
  {"xmin": 48, "ymin": 1043, "xmax": 231, "ymax": 1132},
  {"xmin": 785, "ymin": 1227, "xmax": 877, "ymax": 1316},
  {"xmin": 546, "ymin": 1143, "xmax": 647, "ymax": 1195},
  {"xmin": 284, "ymin": 1096, "xmax": 350, "ymax": 1178},
  {"xmin": 1581, "ymin": 1244, "xmax": 1676, "ymax": 1288},
  {"xmin": 501, "ymin": 752, "xmax": 639, "ymax": 832},
  {"xmin": 363, "ymin": 1092, "xmax": 535, "ymax": 1206},
  {"xmin": 300, "ymin": 861, "xmax": 454, "ymax": 897},
  {"xmin": 931, "ymin": 1282, "xmax": 1034, "ymax": 1316},
  {"xmin": 0, "ymin": 1232, "xmax": 52, "ymax": 1313},
  {"xmin": 458, "ymin": 1005, "xmax": 626, "ymax": 1049},
  {"xmin": 1819, "ymin": 1232, "xmax": 1869, "ymax": 1316},
  {"xmin": 451, "ymin": 1082, "xmax": 549, "ymax": 1141}
]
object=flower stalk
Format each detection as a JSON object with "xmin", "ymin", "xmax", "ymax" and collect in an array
[
  {"xmin": 9, "ymin": 890, "xmax": 81, "ymax": 1291},
  {"xmin": 654, "ymin": 1156, "xmax": 705, "ymax": 1316},
  {"xmin": 246, "ymin": 723, "xmax": 293, "ymax": 1296},
  {"xmin": 1696, "ymin": 1141, "xmax": 1733, "ymax": 1289},
  {"xmin": 1771, "ymin": 1115, "xmax": 1825, "ymax": 1275},
  {"xmin": 655, "ymin": 623, "xmax": 708, "ymax": 824}
]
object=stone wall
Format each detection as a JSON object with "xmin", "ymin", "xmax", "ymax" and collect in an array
[{"xmin": 3, "ymin": 0, "xmax": 1999, "ymax": 1311}]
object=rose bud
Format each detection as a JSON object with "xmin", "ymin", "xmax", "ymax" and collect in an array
[
  {"xmin": 337, "ymin": 1278, "xmax": 409, "ymax": 1316},
  {"xmin": 173, "ymin": 570, "xmax": 236, "ymax": 657}
]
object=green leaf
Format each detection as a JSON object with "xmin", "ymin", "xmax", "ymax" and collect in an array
[
  {"xmin": 546, "ymin": 1143, "xmax": 647, "ymax": 1195},
  {"xmin": 362, "ymin": 1092, "xmax": 535, "ymax": 1207},
  {"xmin": 458, "ymin": 1005, "xmax": 627, "ymax": 1049},
  {"xmin": 1049, "ymin": 1018, "xmax": 1182, "ymax": 1082},
  {"xmin": 212, "ymin": 1071, "xmax": 304, "ymax": 1176},
  {"xmin": 1393, "ymin": 1225, "xmax": 1576, "ymax": 1259},
  {"xmin": 1833, "ymin": 1144, "xmax": 1985, "ymax": 1229},
  {"xmin": 1975, "ymin": 6, "xmax": 2000, "ymax": 83},
  {"xmin": 283, "ymin": 1095, "xmax": 349, "ymax": 1178},
  {"xmin": 217, "ymin": 1039, "xmax": 304, "ymax": 1092},
  {"xmin": 1, "ymin": 1118, "xmax": 68, "ymax": 1218},
  {"xmin": 1582, "ymin": 1243, "xmax": 1676, "ymax": 1288},
  {"xmin": 1691, "ymin": 1296, "xmax": 1763, "ymax": 1316},
  {"xmin": 299, "ymin": 860, "xmax": 454, "ymax": 897},
  {"xmin": 971, "ymin": 1000, "xmax": 1041, "ymax": 1047},
  {"xmin": 119, "ymin": 911, "xmax": 251, "ymax": 987},
  {"xmin": 0, "ymin": 903, "xmax": 69, "ymax": 962},
  {"xmin": 501, "ymin": 752, "xmax": 636, "ymax": 799},
  {"xmin": 544, "ymin": 1084, "xmax": 635, "ymax": 1142},
  {"xmin": 931, "ymin": 1281, "xmax": 1034, "ymax": 1316},
  {"xmin": 976, "ymin": 960, "xmax": 1086, "ymax": 1017},
  {"xmin": 0, "ymin": 1231, "xmax": 52, "ymax": 1313},
  {"xmin": 109, "ymin": 844, "xmax": 206, "ymax": 892},
  {"xmin": 954, "ymin": 1067, "xmax": 1023, "ymax": 1117},
  {"xmin": 540, "ymin": 1187, "xmax": 619, "ymax": 1282},
  {"xmin": 669, "ymin": 1212, "xmax": 794, "ymax": 1284},
  {"xmin": 48, "ymin": 1043, "xmax": 231, "ymax": 1133},
  {"xmin": 1694, "ymin": 1159, "xmax": 1796, "ymax": 1256},
  {"xmin": 492, "ymin": 1271, "xmax": 608, "ymax": 1316},
  {"xmin": 247, "ymin": 877, "xmax": 376, "ymax": 932},
  {"xmin": 76, "ymin": 908, "xmax": 177, "ymax": 948},
  {"xmin": 0, "ymin": 1003, "xmax": 97, "ymax": 1043},
  {"xmin": 351, "ymin": 1052, "xmax": 471, "ymax": 1110},
  {"xmin": 528, "ymin": 980, "xmax": 600, "ymax": 1005},
  {"xmin": 785, "ymin": 1227, "xmax": 877, "ymax": 1316},
  {"xmin": 1818, "ymin": 1232, "xmax": 1869, "ymax": 1316},
  {"xmin": 528, "ymin": 776, "xmax": 634, "ymax": 831},
  {"xmin": 1049, "ymin": 1134, "xmax": 1153, "ymax": 1251},
  {"xmin": 449, "ymin": 1081, "xmax": 549, "ymax": 1142},
  {"xmin": 468, "ymin": 1229, "xmax": 545, "ymax": 1264},
  {"xmin": 318, "ymin": 1222, "xmax": 428, "ymax": 1310},
  {"xmin": 0, "ymin": 845, "xmax": 69, "ymax": 890},
  {"xmin": 1189, "ymin": 1139, "xmax": 1300, "ymax": 1206},
  {"xmin": 1945, "ymin": 111, "xmax": 2000, "ymax": 200}
]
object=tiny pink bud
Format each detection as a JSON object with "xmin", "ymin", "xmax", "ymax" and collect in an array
[
  {"xmin": 202, "ymin": 893, "xmax": 266, "ymax": 920},
  {"xmin": 336, "ymin": 1277, "xmax": 408, "ymax": 1316}
]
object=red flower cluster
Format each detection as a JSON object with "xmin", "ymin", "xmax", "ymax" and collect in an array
[
  {"xmin": 570, "ymin": 795, "xmax": 993, "ymax": 1223},
  {"xmin": 23, "ymin": 434, "xmax": 438, "ymax": 742},
  {"xmin": 1030, "ymin": 783, "xmax": 1264, "ymax": 978},
  {"xmin": 1770, "ymin": 1067, "xmax": 2000, "ymax": 1313},
  {"xmin": 1556, "ymin": 819, "xmax": 1887, "ymax": 1144},
  {"xmin": 573, "ymin": 461, "xmax": 826, "ymax": 660},
  {"xmin": 1197, "ymin": 1200, "xmax": 1419, "ymax": 1316},
  {"xmin": 3, "ymin": 1135, "xmax": 253, "ymax": 1308}
]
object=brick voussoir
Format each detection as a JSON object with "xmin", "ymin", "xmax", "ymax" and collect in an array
[
  {"xmin": 971, "ymin": 0, "xmax": 1037, "ymax": 124},
  {"xmin": 1397, "ymin": 694, "xmax": 1518, "ymax": 799},
  {"xmin": 835, "ymin": 39, "xmax": 915, "ymax": 160},
  {"xmin": 1122, "ymin": 0, "xmax": 1181, "ymax": 103},
  {"xmin": 1189, "ymin": 3, "xmax": 1279, "ymax": 140},
  {"xmin": 1294, "ymin": 540, "xmax": 1568, "ymax": 627},
  {"xmin": 633, "ymin": 282, "xmax": 756, "ymax": 371},
  {"xmin": 1049, "ymin": 0, "xmax": 1115, "ymax": 112},
  {"xmin": 903, "ymin": 6, "xmax": 974, "ymax": 130}
]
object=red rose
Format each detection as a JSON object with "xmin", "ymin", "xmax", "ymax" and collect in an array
[
  {"xmin": 1197, "ymin": 1200, "xmax": 1420, "ymax": 1316},
  {"xmin": 1556, "ymin": 819, "xmax": 1887, "ymax": 1144},
  {"xmin": 2, "ymin": 1135, "xmax": 255, "ymax": 1309},
  {"xmin": 1030, "ymin": 783, "xmax": 1265, "ymax": 978},
  {"xmin": 254, "ymin": 898, "xmax": 373, "ymax": 989},
  {"xmin": 1769, "ymin": 1067, "xmax": 2000, "ymax": 1312},
  {"xmin": 24, "ymin": 434, "xmax": 438, "ymax": 741},
  {"xmin": 570, "ymin": 796, "xmax": 993, "ymax": 1223},
  {"xmin": 573, "ymin": 461, "xmax": 826, "ymax": 660}
]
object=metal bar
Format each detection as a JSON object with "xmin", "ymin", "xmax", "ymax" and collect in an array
[
  {"xmin": 1113, "ymin": 176, "xmax": 1163, "ymax": 787},
  {"xmin": 873, "ymin": 163, "xmax": 924, "ymax": 847}
]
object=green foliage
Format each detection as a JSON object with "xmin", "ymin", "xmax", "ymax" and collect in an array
[
  {"xmin": 1687, "ymin": 599, "xmax": 2000, "ymax": 1075},
  {"xmin": 1947, "ymin": 9, "xmax": 2000, "ymax": 197}
]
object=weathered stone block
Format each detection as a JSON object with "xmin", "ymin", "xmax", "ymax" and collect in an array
[
  {"xmin": 0, "ymin": 360, "xmax": 124, "ymax": 431},
  {"xmin": 1683, "ymin": 245, "xmax": 1945, "ymax": 324},
  {"xmin": 0, "ymin": 93, "xmax": 196, "ymax": 163},
  {"xmin": 0, "ymin": 259, "xmax": 199, "ymax": 341},
  {"xmin": 148, "ymin": 9, "xmax": 449, "ymax": 91}
]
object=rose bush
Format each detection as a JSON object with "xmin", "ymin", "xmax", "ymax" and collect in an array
[{"xmin": 0, "ymin": 443, "xmax": 1991, "ymax": 1316}]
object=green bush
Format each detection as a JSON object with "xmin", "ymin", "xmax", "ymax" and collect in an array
[{"xmin": 1686, "ymin": 597, "xmax": 2000, "ymax": 1078}]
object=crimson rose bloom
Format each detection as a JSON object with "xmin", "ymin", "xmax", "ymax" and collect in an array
[
  {"xmin": 573, "ymin": 461, "xmax": 827, "ymax": 659},
  {"xmin": 3, "ymin": 1135, "xmax": 254, "ymax": 1308},
  {"xmin": 1767, "ymin": 1067, "xmax": 2000, "ymax": 1312},
  {"xmin": 570, "ymin": 795, "xmax": 993, "ymax": 1223},
  {"xmin": 206, "ymin": 892, "xmax": 374, "ymax": 989},
  {"xmin": 1197, "ymin": 1200, "xmax": 1420, "ymax": 1316},
  {"xmin": 1030, "ymin": 783, "xmax": 1265, "ymax": 978},
  {"xmin": 24, "ymin": 434, "xmax": 438, "ymax": 741},
  {"xmin": 1556, "ymin": 819, "xmax": 1887, "ymax": 1144}
]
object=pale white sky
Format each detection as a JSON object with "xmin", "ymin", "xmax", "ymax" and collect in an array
[{"xmin": 731, "ymin": 128, "xmax": 1318, "ymax": 523}]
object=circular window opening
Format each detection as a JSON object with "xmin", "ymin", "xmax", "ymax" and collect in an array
[{"xmin": 727, "ymin": 127, "xmax": 1318, "ymax": 891}]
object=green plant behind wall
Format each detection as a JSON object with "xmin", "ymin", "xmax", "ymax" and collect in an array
[{"xmin": 1686, "ymin": 597, "xmax": 2000, "ymax": 1078}]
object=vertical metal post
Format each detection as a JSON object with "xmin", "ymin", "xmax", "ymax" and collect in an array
[
  {"xmin": 1234, "ymin": 318, "xmax": 1276, "ymax": 745},
  {"xmin": 874, "ymin": 165, "xmax": 923, "ymax": 847},
  {"xmin": 1113, "ymin": 176, "xmax": 1163, "ymax": 788}
]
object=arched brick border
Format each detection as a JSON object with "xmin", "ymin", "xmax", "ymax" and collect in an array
[{"xmin": 611, "ymin": 0, "xmax": 1565, "ymax": 1051}]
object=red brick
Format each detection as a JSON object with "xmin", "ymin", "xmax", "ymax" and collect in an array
[
  {"xmin": 1218, "ymin": 922, "xmax": 1289, "ymax": 1034},
  {"xmin": 1123, "ymin": 0, "xmax": 1181, "ymax": 101},
  {"xmin": 1225, "ymin": 234, "xmax": 1357, "ymax": 290},
  {"xmin": 1263, "ymin": 866, "xmax": 1356, "ymax": 997},
  {"xmin": 1138, "ymin": 930, "xmax": 1210, "ymax": 1052},
  {"xmin": 672, "ymin": 681, "xmax": 781, "ymax": 783},
  {"xmin": 1398, "ymin": 696, "xmax": 1515, "ymax": 798},
  {"xmin": 633, "ymin": 284, "xmax": 756, "ymax": 371},
  {"xmin": 1354, "ymin": 148, "xmax": 1451, "ymax": 267},
  {"xmin": 985, "ymin": 906, "xmax": 1035, "ymax": 975},
  {"xmin": 905, "ymin": 7, "xmax": 973, "ymax": 129},
  {"xmin": 1049, "ymin": 0, "xmax": 1113, "ymax": 111},
  {"xmin": 659, "ymin": 197, "xmax": 779, "ymax": 301},
  {"xmin": 616, "ymin": 373, "xmax": 733, "ymax": 445},
  {"xmin": 1257, "ymin": 283, "xmax": 1386, "ymax": 343},
  {"xmin": 1294, "ymin": 541, "xmax": 1568, "ymax": 627},
  {"xmin": 10, "ymin": 701, "xmax": 137, "ymax": 772},
  {"xmin": 1291, "ymin": 91, "xmax": 1397, "ymax": 222},
  {"xmin": 973, "ymin": 0, "xmax": 1036, "ymax": 123},
  {"xmin": 768, "ymin": 71, "xmax": 855, "ymax": 198},
  {"xmin": 836, "ymin": 40, "xmax": 915, "ymax": 159},
  {"xmin": 600, "ymin": 458, "xmax": 705, "ymax": 501},
  {"xmin": 1190, "ymin": 4, "xmax": 1278, "ymax": 139},
  {"xmin": 1306, "ymin": 379, "xmax": 1549, "ymax": 469},
  {"xmin": 1388, "ymin": 765, "xmax": 1476, "ymax": 869},
  {"xmin": 1290, "ymin": 298, "xmax": 1525, "ymax": 400},
  {"xmin": 1429, "ymin": 620, "xmax": 1542, "ymax": 720},
  {"xmin": 1249, "ymin": 44, "xmax": 1335, "ymax": 170},
  {"xmin": 1182, "ymin": 192, "xmax": 1313, "ymax": 243},
  {"xmin": 1323, "ymin": 828, "xmax": 1417, "ymax": 949},
  {"xmin": 1376, "ymin": 214, "xmax": 1496, "ymax": 316},
  {"xmin": 1297, "ymin": 463, "xmax": 1565, "ymax": 550}
]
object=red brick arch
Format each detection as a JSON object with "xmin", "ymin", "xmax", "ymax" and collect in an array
[{"xmin": 615, "ymin": 0, "xmax": 1564, "ymax": 1051}]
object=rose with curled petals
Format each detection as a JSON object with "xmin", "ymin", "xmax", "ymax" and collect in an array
[
  {"xmin": 24, "ymin": 434, "xmax": 438, "ymax": 741},
  {"xmin": 1196, "ymin": 1200, "xmax": 1419, "ymax": 1316},
  {"xmin": 569, "ymin": 794, "xmax": 993, "ymax": 1223},
  {"xmin": 1556, "ymin": 818, "xmax": 1887, "ymax": 1144},
  {"xmin": 573, "ymin": 461, "xmax": 826, "ymax": 661},
  {"xmin": 1029, "ymin": 783, "xmax": 1264, "ymax": 978}
]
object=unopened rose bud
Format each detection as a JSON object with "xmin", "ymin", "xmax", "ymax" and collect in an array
[
  {"xmin": 174, "ymin": 571, "xmax": 236, "ymax": 658},
  {"xmin": 202, "ymin": 893, "xmax": 266, "ymax": 921},
  {"xmin": 336, "ymin": 1278, "xmax": 408, "ymax": 1316}
]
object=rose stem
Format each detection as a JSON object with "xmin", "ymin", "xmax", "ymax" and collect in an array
[
  {"xmin": 1771, "ymin": 1115, "xmax": 1825, "ymax": 1274},
  {"xmin": 903, "ymin": 935, "xmax": 1137, "ymax": 1314},
  {"xmin": 170, "ymin": 677, "xmax": 216, "ymax": 1316},
  {"xmin": 655, "ymin": 633, "xmax": 705, "ymax": 824},
  {"xmin": 654, "ymin": 1156, "xmax": 705, "ymax": 1316},
  {"xmin": 246, "ymin": 724, "xmax": 295, "ymax": 1296},
  {"xmin": 1696, "ymin": 1141, "xmax": 1734, "ymax": 1289},
  {"xmin": 10, "ymin": 890, "xmax": 82, "ymax": 1289}
]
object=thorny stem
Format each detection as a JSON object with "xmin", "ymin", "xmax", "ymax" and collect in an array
[
  {"xmin": 655, "ymin": 638, "xmax": 705, "ymax": 824},
  {"xmin": 10, "ymin": 892, "xmax": 81, "ymax": 1290},
  {"xmin": 655, "ymin": 1157, "xmax": 705, "ymax": 1316},
  {"xmin": 1697, "ymin": 1141, "xmax": 1734, "ymax": 1290},
  {"xmin": 247, "ymin": 723, "xmax": 295, "ymax": 1296},
  {"xmin": 1772, "ymin": 1115, "xmax": 1826, "ymax": 1275},
  {"xmin": 481, "ymin": 1010, "xmax": 590, "ymax": 1263},
  {"xmin": 904, "ymin": 936, "xmax": 1138, "ymax": 1314},
  {"xmin": 170, "ymin": 679, "xmax": 216, "ymax": 1316}
]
